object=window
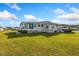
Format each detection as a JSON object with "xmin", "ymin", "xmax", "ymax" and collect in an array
[
  {"xmin": 46, "ymin": 25, "xmax": 48, "ymax": 28},
  {"xmin": 25, "ymin": 24, "xmax": 28, "ymax": 28},
  {"xmin": 52, "ymin": 26, "xmax": 54, "ymax": 29},
  {"xmin": 20, "ymin": 23, "xmax": 25, "ymax": 27},
  {"xmin": 38, "ymin": 24, "xmax": 40, "ymax": 27},
  {"xmin": 22, "ymin": 24, "xmax": 25, "ymax": 27},
  {"xmin": 25, "ymin": 24, "xmax": 27, "ymax": 26},
  {"xmin": 29, "ymin": 23, "xmax": 33, "ymax": 29},
  {"xmin": 34, "ymin": 24, "xmax": 36, "ymax": 27},
  {"xmin": 41, "ymin": 24, "xmax": 43, "ymax": 27}
]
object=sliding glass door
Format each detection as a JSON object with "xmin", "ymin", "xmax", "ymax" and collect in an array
[{"xmin": 29, "ymin": 23, "xmax": 34, "ymax": 29}]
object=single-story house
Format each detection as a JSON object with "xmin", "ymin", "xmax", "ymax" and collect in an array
[
  {"xmin": 18, "ymin": 21, "xmax": 79, "ymax": 33},
  {"xmin": 0, "ymin": 26, "xmax": 5, "ymax": 31}
]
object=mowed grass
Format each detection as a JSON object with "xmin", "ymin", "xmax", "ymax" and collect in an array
[{"xmin": 0, "ymin": 30, "xmax": 79, "ymax": 56}]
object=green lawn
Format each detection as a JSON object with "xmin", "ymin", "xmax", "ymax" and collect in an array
[{"xmin": 0, "ymin": 30, "xmax": 79, "ymax": 56}]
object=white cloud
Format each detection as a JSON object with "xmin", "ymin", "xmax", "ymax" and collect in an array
[
  {"xmin": 52, "ymin": 19, "xmax": 79, "ymax": 25},
  {"xmin": 24, "ymin": 15, "xmax": 37, "ymax": 20},
  {"xmin": 57, "ymin": 13, "xmax": 79, "ymax": 21},
  {"xmin": 10, "ymin": 21, "xmax": 20, "ymax": 24},
  {"xmin": 24, "ymin": 14, "xmax": 45, "ymax": 22},
  {"xmin": 70, "ymin": 7, "xmax": 79, "ymax": 14},
  {"xmin": 6, "ymin": 3, "xmax": 21, "ymax": 11},
  {"xmin": 51, "ymin": 19, "xmax": 61, "ymax": 23},
  {"xmin": 53, "ymin": 8, "xmax": 66, "ymax": 15},
  {"xmin": 51, "ymin": 7, "xmax": 79, "ymax": 24},
  {"xmin": 0, "ymin": 22, "xmax": 3, "ymax": 24},
  {"xmin": 52, "ymin": 12, "xmax": 79, "ymax": 24},
  {"xmin": 0, "ymin": 10, "xmax": 18, "ymax": 20}
]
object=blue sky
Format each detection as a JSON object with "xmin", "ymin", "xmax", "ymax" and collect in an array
[{"xmin": 0, "ymin": 3, "xmax": 79, "ymax": 27}]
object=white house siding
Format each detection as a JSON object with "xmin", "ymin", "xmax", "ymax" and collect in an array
[
  {"xmin": 43, "ymin": 24, "xmax": 57, "ymax": 33},
  {"xmin": 44, "ymin": 25, "xmax": 49, "ymax": 33},
  {"xmin": 27, "ymin": 23, "xmax": 37, "ymax": 33},
  {"xmin": 47, "ymin": 25, "xmax": 58, "ymax": 33},
  {"xmin": 20, "ymin": 22, "xmax": 61, "ymax": 33},
  {"xmin": 35, "ymin": 27, "xmax": 44, "ymax": 32},
  {"xmin": 52, "ymin": 25, "xmax": 58, "ymax": 32},
  {"xmin": 20, "ymin": 21, "xmax": 79, "ymax": 33},
  {"xmin": 56, "ymin": 26, "xmax": 63, "ymax": 32},
  {"xmin": 47, "ymin": 25, "xmax": 54, "ymax": 33},
  {"xmin": 35, "ymin": 23, "xmax": 45, "ymax": 32}
]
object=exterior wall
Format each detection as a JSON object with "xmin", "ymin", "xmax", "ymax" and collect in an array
[
  {"xmin": 44, "ymin": 24, "xmax": 49, "ymax": 32},
  {"xmin": 26, "ymin": 23, "xmax": 37, "ymax": 33},
  {"xmin": 43, "ymin": 24, "xmax": 58, "ymax": 33},
  {"xmin": 35, "ymin": 23, "xmax": 44, "ymax": 32},
  {"xmin": 20, "ymin": 22, "xmax": 60, "ymax": 33},
  {"xmin": 56, "ymin": 26, "xmax": 62, "ymax": 32},
  {"xmin": 19, "ymin": 21, "xmax": 79, "ymax": 33},
  {"xmin": 47, "ymin": 25, "xmax": 57, "ymax": 33}
]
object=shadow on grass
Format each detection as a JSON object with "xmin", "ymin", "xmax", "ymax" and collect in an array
[
  {"xmin": 5, "ymin": 32, "xmax": 61, "ymax": 39},
  {"xmin": 5, "ymin": 31, "xmax": 75, "ymax": 39},
  {"xmin": 62, "ymin": 32, "xmax": 75, "ymax": 34}
]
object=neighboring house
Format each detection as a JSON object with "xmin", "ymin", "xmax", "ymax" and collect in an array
[
  {"xmin": 18, "ymin": 21, "xmax": 79, "ymax": 33},
  {"xmin": 13, "ymin": 27, "xmax": 21, "ymax": 30},
  {"xmin": 0, "ymin": 26, "xmax": 4, "ymax": 31},
  {"xmin": 6, "ymin": 27, "xmax": 14, "ymax": 30}
]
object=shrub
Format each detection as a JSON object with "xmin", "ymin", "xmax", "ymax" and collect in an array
[
  {"xmin": 18, "ymin": 30, "xmax": 27, "ymax": 34},
  {"xmin": 63, "ymin": 29, "xmax": 72, "ymax": 33}
]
